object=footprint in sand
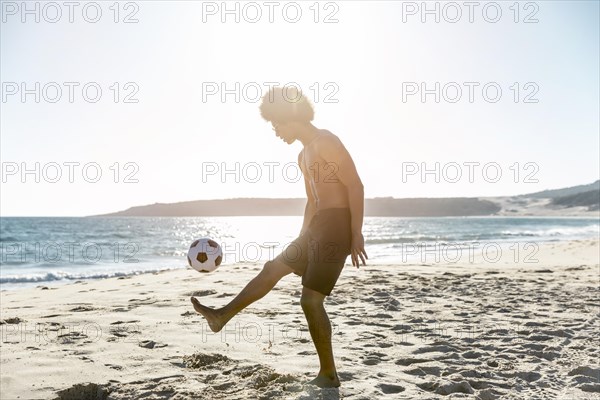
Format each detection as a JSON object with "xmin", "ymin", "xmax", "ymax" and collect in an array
[
  {"xmin": 110, "ymin": 320, "xmax": 140, "ymax": 325},
  {"xmin": 515, "ymin": 371, "xmax": 542, "ymax": 382},
  {"xmin": 180, "ymin": 311, "xmax": 195, "ymax": 316},
  {"xmin": 41, "ymin": 314, "xmax": 62, "ymax": 318},
  {"xmin": 377, "ymin": 383, "xmax": 405, "ymax": 394},
  {"xmin": 462, "ymin": 350, "xmax": 486, "ymax": 359},
  {"xmin": 139, "ymin": 340, "xmax": 168, "ymax": 349},
  {"xmin": 418, "ymin": 379, "xmax": 475, "ymax": 395},
  {"xmin": 69, "ymin": 305, "xmax": 96, "ymax": 312},
  {"xmin": 186, "ymin": 289, "xmax": 217, "ymax": 297},
  {"xmin": 107, "ymin": 322, "xmax": 141, "ymax": 342},
  {"xmin": 57, "ymin": 331, "xmax": 88, "ymax": 344},
  {"xmin": 578, "ymin": 383, "xmax": 600, "ymax": 393},
  {"xmin": 362, "ymin": 352, "xmax": 388, "ymax": 365},
  {"xmin": 337, "ymin": 371, "xmax": 354, "ymax": 381},
  {"xmin": 56, "ymin": 383, "xmax": 110, "ymax": 400},
  {"xmin": 128, "ymin": 297, "xmax": 157, "ymax": 305},
  {"xmin": 362, "ymin": 358, "xmax": 380, "ymax": 366},
  {"xmin": 412, "ymin": 344, "xmax": 458, "ymax": 354},
  {"xmin": 395, "ymin": 357, "xmax": 432, "ymax": 366},
  {"xmin": 373, "ymin": 313, "xmax": 393, "ymax": 319},
  {"xmin": 1, "ymin": 317, "xmax": 24, "ymax": 324},
  {"xmin": 568, "ymin": 366, "xmax": 600, "ymax": 381}
]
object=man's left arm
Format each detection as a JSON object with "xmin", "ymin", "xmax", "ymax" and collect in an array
[{"xmin": 320, "ymin": 137, "xmax": 368, "ymax": 268}]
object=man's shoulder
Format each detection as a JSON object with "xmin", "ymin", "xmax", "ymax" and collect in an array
[
  {"xmin": 319, "ymin": 128, "xmax": 336, "ymax": 138},
  {"xmin": 316, "ymin": 130, "xmax": 343, "ymax": 149}
]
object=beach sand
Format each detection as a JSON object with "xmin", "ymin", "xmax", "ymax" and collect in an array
[{"xmin": 1, "ymin": 239, "xmax": 599, "ymax": 399}]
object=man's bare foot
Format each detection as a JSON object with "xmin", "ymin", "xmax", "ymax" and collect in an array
[
  {"xmin": 306, "ymin": 372, "xmax": 340, "ymax": 388},
  {"xmin": 190, "ymin": 297, "xmax": 225, "ymax": 332}
]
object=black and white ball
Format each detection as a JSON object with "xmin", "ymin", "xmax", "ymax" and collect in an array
[{"xmin": 187, "ymin": 238, "xmax": 223, "ymax": 273}]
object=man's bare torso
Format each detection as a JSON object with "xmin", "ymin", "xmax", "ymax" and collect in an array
[{"xmin": 299, "ymin": 129, "xmax": 350, "ymax": 210}]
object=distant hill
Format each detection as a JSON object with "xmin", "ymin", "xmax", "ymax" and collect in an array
[
  {"xmin": 93, "ymin": 181, "xmax": 600, "ymax": 217},
  {"xmin": 96, "ymin": 198, "xmax": 306, "ymax": 217},
  {"xmin": 365, "ymin": 197, "xmax": 500, "ymax": 217},
  {"xmin": 95, "ymin": 197, "xmax": 501, "ymax": 217},
  {"xmin": 518, "ymin": 180, "xmax": 600, "ymax": 199},
  {"xmin": 551, "ymin": 190, "xmax": 600, "ymax": 211}
]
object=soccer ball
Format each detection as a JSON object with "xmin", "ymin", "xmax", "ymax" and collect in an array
[{"xmin": 187, "ymin": 238, "xmax": 223, "ymax": 273}]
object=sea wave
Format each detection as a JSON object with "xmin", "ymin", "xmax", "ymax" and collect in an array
[
  {"xmin": 366, "ymin": 236, "xmax": 451, "ymax": 244},
  {"xmin": 500, "ymin": 225, "xmax": 599, "ymax": 237},
  {"xmin": 0, "ymin": 266, "xmax": 183, "ymax": 284}
]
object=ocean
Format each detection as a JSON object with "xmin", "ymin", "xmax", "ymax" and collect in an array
[{"xmin": 1, "ymin": 216, "xmax": 598, "ymax": 290}]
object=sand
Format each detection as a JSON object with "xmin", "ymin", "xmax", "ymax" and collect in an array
[{"xmin": 1, "ymin": 239, "xmax": 599, "ymax": 399}]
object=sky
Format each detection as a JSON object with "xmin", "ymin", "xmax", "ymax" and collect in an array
[{"xmin": 1, "ymin": 0, "xmax": 599, "ymax": 216}]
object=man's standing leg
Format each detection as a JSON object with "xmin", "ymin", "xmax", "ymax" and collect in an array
[{"xmin": 301, "ymin": 286, "xmax": 341, "ymax": 388}]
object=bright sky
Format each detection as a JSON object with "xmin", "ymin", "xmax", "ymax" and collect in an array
[{"xmin": 1, "ymin": 1, "xmax": 599, "ymax": 216}]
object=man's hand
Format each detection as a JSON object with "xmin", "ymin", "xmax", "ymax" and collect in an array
[{"xmin": 350, "ymin": 232, "xmax": 368, "ymax": 268}]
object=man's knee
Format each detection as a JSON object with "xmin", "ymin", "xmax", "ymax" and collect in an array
[
  {"xmin": 261, "ymin": 259, "xmax": 293, "ymax": 282},
  {"xmin": 300, "ymin": 286, "xmax": 325, "ymax": 310}
]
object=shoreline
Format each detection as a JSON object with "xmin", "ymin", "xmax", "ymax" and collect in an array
[{"xmin": 2, "ymin": 233, "xmax": 599, "ymax": 292}]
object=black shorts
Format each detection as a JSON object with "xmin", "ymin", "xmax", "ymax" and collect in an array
[{"xmin": 275, "ymin": 208, "xmax": 352, "ymax": 296}]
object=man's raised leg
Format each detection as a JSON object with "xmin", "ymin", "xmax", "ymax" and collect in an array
[
  {"xmin": 300, "ymin": 286, "xmax": 341, "ymax": 388},
  {"xmin": 191, "ymin": 259, "xmax": 294, "ymax": 332}
]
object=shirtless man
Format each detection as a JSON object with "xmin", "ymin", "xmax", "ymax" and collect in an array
[{"xmin": 191, "ymin": 86, "xmax": 367, "ymax": 388}]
